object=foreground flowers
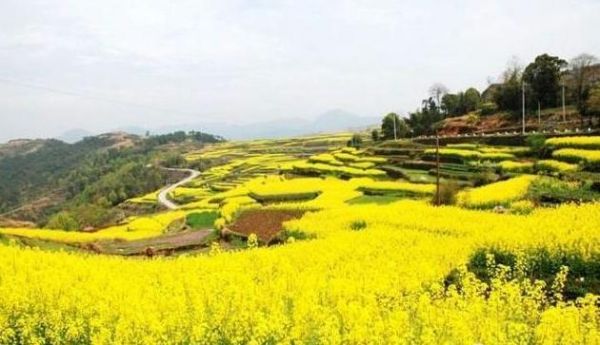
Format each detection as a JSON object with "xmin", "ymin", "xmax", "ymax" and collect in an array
[{"xmin": 0, "ymin": 200, "xmax": 598, "ymax": 344}]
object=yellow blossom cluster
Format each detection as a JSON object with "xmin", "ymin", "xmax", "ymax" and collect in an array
[{"xmin": 457, "ymin": 175, "xmax": 538, "ymax": 208}]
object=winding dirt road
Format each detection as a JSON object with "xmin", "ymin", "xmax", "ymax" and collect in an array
[{"xmin": 157, "ymin": 168, "xmax": 200, "ymax": 209}]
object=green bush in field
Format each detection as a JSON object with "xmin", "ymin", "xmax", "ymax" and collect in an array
[
  {"xmin": 46, "ymin": 211, "xmax": 79, "ymax": 231},
  {"xmin": 526, "ymin": 177, "xmax": 600, "ymax": 204},
  {"xmin": 526, "ymin": 133, "xmax": 548, "ymax": 158},
  {"xmin": 479, "ymin": 102, "xmax": 498, "ymax": 115},
  {"xmin": 432, "ymin": 181, "xmax": 460, "ymax": 206},
  {"xmin": 467, "ymin": 248, "xmax": 600, "ymax": 300}
]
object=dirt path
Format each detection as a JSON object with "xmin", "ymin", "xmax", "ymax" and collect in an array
[
  {"xmin": 157, "ymin": 168, "xmax": 200, "ymax": 209},
  {"xmin": 94, "ymin": 229, "xmax": 214, "ymax": 255}
]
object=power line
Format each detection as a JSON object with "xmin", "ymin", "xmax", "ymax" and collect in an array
[{"xmin": 0, "ymin": 76, "xmax": 200, "ymax": 116}]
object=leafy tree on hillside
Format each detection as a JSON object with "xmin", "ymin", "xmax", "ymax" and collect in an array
[
  {"xmin": 493, "ymin": 63, "xmax": 523, "ymax": 113},
  {"xmin": 441, "ymin": 88, "xmax": 481, "ymax": 117},
  {"xmin": 463, "ymin": 88, "xmax": 481, "ymax": 112},
  {"xmin": 46, "ymin": 211, "xmax": 79, "ymax": 231},
  {"xmin": 371, "ymin": 129, "xmax": 380, "ymax": 142},
  {"xmin": 347, "ymin": 134, "xmax": 363, "ymax": 148},
  {"xmin": 523, "ymin": 54, "xmax": 567, "ymax": 108},
  {"xmin": 407, "ymin": 98, "xmax": 443, "ymax": 136},
  {"xmin": 381, "ymin": 113, "xmax": 409, "ymax": 140},
  {"xmin": 570, "ymin": 53, "xmax": 599, "ymax": 115},
  {"xmin": 441, "ymin": 93, "xmax": 461, "ymax": 116},
  {"xmin": 586, "ymin": 85, "xmax": 600, "ymax": 116}
]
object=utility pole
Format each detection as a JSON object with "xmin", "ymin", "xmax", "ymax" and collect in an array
[
  {"xmin": 435, "ymin": 131, "xmax": 440, "ymax": 206},
  {"xmin": 393, "ymin": 115, "xmax": 397, "ymax": 141},
  {"xmin": 522, "ymin": 82, "xmax": 526, "ymax": 134},
  {"xmin": 562, "ymin": 84, "xmax": 566, "ymax": 122},
  {"xmin": 538, "ymin": 101, "xmax": 541, "ymax": 127}
]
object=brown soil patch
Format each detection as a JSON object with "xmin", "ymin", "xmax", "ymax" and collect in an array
[
  {"xmin": 228, "ymin": 209, "xmax": 305, "ymax": 243},
  {"xmin": 93, "ymin": 230, "xmax": 214, "ymax": 256}
]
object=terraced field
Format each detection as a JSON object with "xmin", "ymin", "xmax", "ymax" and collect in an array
[{"xmin": 0, "ymin": 133, "xmax": 600, "ymax": 343}]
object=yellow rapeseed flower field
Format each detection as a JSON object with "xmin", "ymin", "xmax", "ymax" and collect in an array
[
  {"xmin": 0, "ymin": 200, "xmax": 599, "ymax": 344},
  {"xmin": 457, "ymin": 175, "xmax": 538, "ymax": 208},
  {"xmin": 545, "ymin": 136, "xmax": 600, "ymax": 149},
  {"xmin": 1, "ymin": 136, "xmax": 600, "ymax": 344}
]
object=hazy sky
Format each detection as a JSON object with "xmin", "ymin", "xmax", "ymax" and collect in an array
[{"xmin": 1, "ymin": 0, "xmax": 599, "ymax": 142}]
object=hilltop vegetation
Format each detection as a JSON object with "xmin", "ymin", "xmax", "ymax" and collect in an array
[{"xmin": 370, "ymin": 53, "xmax": 600, "ymax": 140}]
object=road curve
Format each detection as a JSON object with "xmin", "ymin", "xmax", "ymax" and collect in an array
[{"xmin": 157, "ymin": 168, "xmax": 201, "ymax": 210}]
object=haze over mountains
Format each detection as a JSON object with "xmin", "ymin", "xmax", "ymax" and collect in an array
[{"xmin": 56, "ymin": 109, "xmax": 380, "ymax": 143}]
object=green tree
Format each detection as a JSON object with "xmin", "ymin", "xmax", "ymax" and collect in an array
[
  {"xmin": 441, "ymin": 93, "xmax": 461, "ymax": 117},
  {"xmin": 463, "ymin": 88, "xmax": 481, "ymax": 112},
  {"xmin": 493, "ymin": 66, "xmax": 522, "ymax": 113},
  {"xmin": 523, "ymin": 54, "xmax": 567, "ymax": 108},
  {"xmin": 586, "ymin": 85, "xmax": 600, "ymax": 116},
  {"xmin": 381, "ymin": 113, "xmax": 409, "ymax": 140},
  {"xmin": 570, "ymin": 53, "xmax": 599, "ymax": 115},
  {"xmin": 407, "ymin": 98, "xmax": 443, "ymax": 136},
  {"xmin": 46, "ymin": 211, "xmax": 79, "ymax": 231},
  {"xmin": 347, "ymin": 134, "xmax": 363, "ymax": 148},
  {"xmin": 370, "ymin": 129, "xmax": 380, "ymax": 142}
]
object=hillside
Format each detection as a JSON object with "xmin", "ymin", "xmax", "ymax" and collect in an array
[
  {"xmin": 437, "ymin": 106, "xmax": 585, "ymax": 136},
  {"xmin": 0, "ymin": 131, "xmax": 223, "ymax": 227}
]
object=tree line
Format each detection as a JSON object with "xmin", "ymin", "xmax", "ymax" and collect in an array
[{"xmin": 371, "ymin": 53, "xmax": 600, "ymax": 140}]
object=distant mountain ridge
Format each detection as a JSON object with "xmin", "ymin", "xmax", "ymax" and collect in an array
[
  {"xmin": 55, "ymin": 109, "xmax": 380, "ymax": 142},
  {"xmin": 158, "ymin": 109, "xmax": 379, "ymax": 140}
]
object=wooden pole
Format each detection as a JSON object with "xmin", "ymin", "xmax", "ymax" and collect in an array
[{"xmin": 435, "ymin": 131, "xmax": 440, "ymax": 206}]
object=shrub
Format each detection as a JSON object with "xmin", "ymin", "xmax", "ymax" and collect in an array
[
  {"xmin": 526, "ymin": 177, "xmax": 600, "ymax": 204},
  {"xmin": 472, "ymin": 170, "xmax": 499, "ymax": 187},
  {"xmin": 46, "ymin": 211, "xmax": 79, "ymax": 231},
  {"xmin": 371, "ymin": 129, "xmax": 380, "ymax": 142},
  {"xmin": 479, "ymin": 102, "xmax": 498, "ymax": 115},
  {"xmin": 526, "ymin": 134, "xmax": 548, "ymax": 158},
  {"xmin": 350, "ymin": 220, "xmax": 367, "ymax": 231},
  {"xmin": 347, "ymin": 134, "xmax": 363, "ymax": 149},
  {"xmin": 432, "ymin": 181, "xmax": 460, "ymax": 206},
  {"xmin": 509, "ymin": 200, "xmax": 535, "ymax": 215}
]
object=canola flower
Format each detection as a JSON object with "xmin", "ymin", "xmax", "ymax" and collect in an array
[
  {"xmin": 0, "ymin": 210, "xmax": 190, "ymax": 243},
  {"xmin": 545, "ymin": 136, "xmax": 600, "ymax": 149},
  {"xmin": 308, "ymin": 153, "xmax": 344, "ymax": 166},
  {"xmin": 424, "ymin": 148, "xmax": 515, "ymax": 161},
  {"xmin": 498, "ymin": 160, "xmax": 534, "ymax": 173},
  {"xmin": 457, "ymin": 175, "xmax": 538, "ymax": 208},
  {"xmin": 535, "ymin": 159, "xmax": 580, "ymax": 173},
  {"xmin": 333, "ymin": 152, "xmax": 359, "ymax": 162},
  {"xmin": 127, "ymin": 190, "xmax": 160, "ymax": 204},
  {"xmin": 348, "ymin": 161, "xmax": 376, "ymax": 170},
  {"xmin": 0, "ymin": 200, "xmax": 599, "ymax": 344},
  {"xmin": 291, "ymin": 161, "xmax": 387, "ymax": 178},
  {"xmin": 357, "ymin": 180, "xmax": 436, "ymax": 196},
  {"xmin": 249, "ymin": 178, "xmax": 322, "ymax": 199},
  {"xmin": 552, "ymin": 148, "xmax": 600, "ymax": 164}
]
